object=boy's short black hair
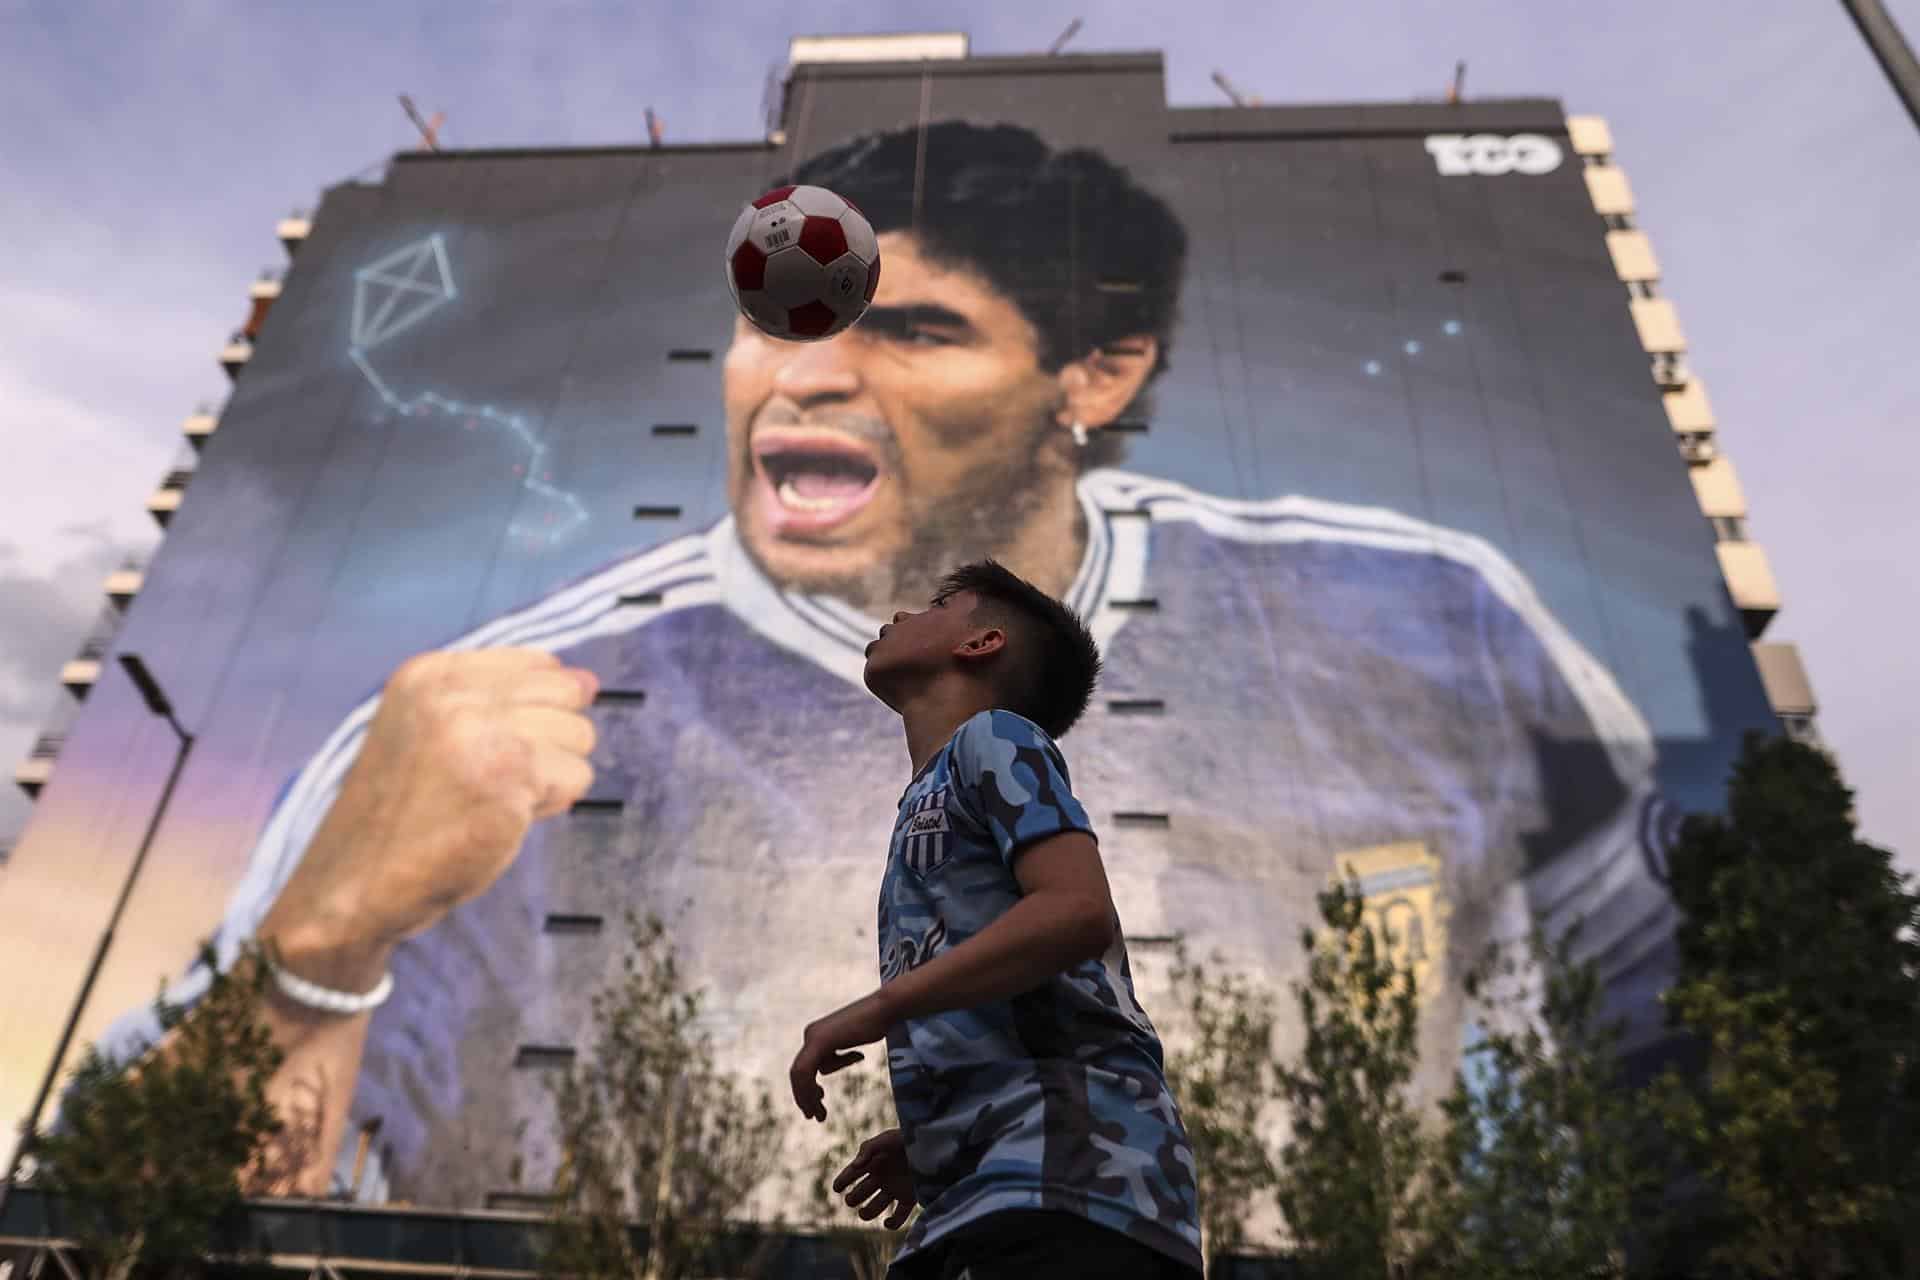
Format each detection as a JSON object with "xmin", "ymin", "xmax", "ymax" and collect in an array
[{"xmin": 934, "ymin": 559, "xmax": 1102, "ymax": 740}]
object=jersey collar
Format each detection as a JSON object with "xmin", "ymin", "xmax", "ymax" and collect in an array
[{"xmin": 710, "ymin": 471, "xmax": 1143, "ymax": 691}]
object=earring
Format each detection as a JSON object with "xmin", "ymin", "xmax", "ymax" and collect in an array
[{"xmin": 1070, "ymin": 420, "xmax": 1089, "ymax": 448}]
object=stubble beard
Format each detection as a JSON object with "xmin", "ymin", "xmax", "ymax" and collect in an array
[{"xmin": 737, "ymin": 413, "xmax": 1081, "ymax": 618}]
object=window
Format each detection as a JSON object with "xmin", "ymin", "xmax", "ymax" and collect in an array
[
  {"xmin": 1626, "ymin": 279, "xmax": 1659, "ymax": 300},
  {"xmin": 1651, "ymin": 352, "xmax": 1689, "ymax": 388},
  {"xmin": 570, "ymin": 797, "xmax": 623, "ymax": 814},
  {"xmin": 1438, "ymin": 269, "xmax": 1469, "ymax": 284},
  {"xmin": 593, "ymin": 688, "xmax": 647, "ymax": 706},
  {"xmin": 667, "ymin": 349, "xmax": 713, "ymax": 362},
  {"xmin": 632, "ymin": 505, "xmax": 683, "ymax": 519},
  {"xmin": 1710, "ymin": 515, "xmax": 1748, "ymax": 543},
  {"xmin": 1780, "ymin": 712, "xmax": 1820, "ymax": 745},
  {"xmin": 486, "ymin": 1191, "xmax": 560, "ymax": 1211},
  {"xmin": 1678, "ymin": 432, "xmax": 1716, "ymax": 464},
  {"xmin": 1107, "ymin": 698, "xmax": 1166, "ymax": 715},
  {"xmin": 544, "ymin": 914, "xmax": 605, "ymax": 935},
  {"xmin": 1113, "ymin": 811, "xmax": 1171, "ymax": 828},
  {"xmin": 652, "ymin": 423, "xmax": 699, "ymax": 436},
  {"xmin": 618, "ymin": 591, "xmax": 663, "ymax": 606},
  {"xmin": 1110, "ymin": 597, "xmax": 1160, "ymax": 612},
  {"xmin": 1603, "ymin": 213, "xmax": 1636, "ymax": 232},
  {"xmin": 513, "ymin": 1045, "xmax": 577, "ymax": 1069}
]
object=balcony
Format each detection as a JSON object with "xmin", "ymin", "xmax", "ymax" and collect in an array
[
  {"xmin": 14, "ymin": 735, "xmax": 64, "ymax": 800},
  {"xmin": 147, "ymin": 467, "xmax": 195, "ymax": 529},
  {"xmin": 219, "ymin": 329, "xmax": 253, "ymax": 380},
  {"xmin": 1566, "ymin": 114, "xmax": 1615, "ymax": 158},
  {"xmin": 1605, "ymin": 230, "xmax": 1660, "ymax": 283},
  {"xmin": 1650, "ymin": 351, "xmax": 1690, "ymax": 391},
  {"xmin": 1688, "ymin": 456, "xmax": 1748, "ymax": 519},
  {"xmin": 60, "ymin": 658, "xmax": 102, "ymax": 697},
  {"xmin": 1677, "ymin": 431, "xmax": 1717, "ymax": 465},
  {"xmin": 1629, "ymin": 298, "xmax": 1686, "ymax": 354},
  {"xmin": 1751, "ymin": 641, "xmax": 1815, "ymax": 716},
  {"xmin": 104, "ymin": 556, "xmax": 146, "ymax": 607},
  {"xmin": 245, "ymin": 270, "xmax": 282, "ymax": 340},
  {"xmin": 1583, "ymin": 165, "xmax": 1635, "ymax": 217},
  {"xmin": 183, "ymin": 405, "xmax": 219, "ymax": 451},
  {"xmin": 1663, "ymin": 378, "xmax": 1715, "ymax": 433},
  {"xmin": 277, "ymin": 211, "xmax": 311, "ymax": 255},
  {"xmin": 1715, "ymin": 541, "xmax": 1782, "ymax": 638}
]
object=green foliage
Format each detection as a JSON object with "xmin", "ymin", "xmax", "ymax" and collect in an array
[
  {"xmin": 541, "ymin": 912, "xmax": 784, "ymax": 1280},
  {"xmin": 30, "ymin": 941, "xmax": 286, "ymax": 1280},
  {"xmin": 1163, "ymin": 940, "xmax": 1280, "ymax": 1272},
  {"xmin": 1649, "ymin": 732, "xmax": 1920, "ymax": 1277},
  {"xmin": 1271, "ymin": 875, "xmax": 1430, "ymax": 1280},
  {"xmin": 801, "ymin": 1054, "xmax": 908, "ymax": 1280},
  {"xmin": 1415, "ymin": 926, "xmax": 1642, "ymax": 1280}
]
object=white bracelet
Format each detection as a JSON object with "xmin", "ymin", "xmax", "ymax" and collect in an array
[{"xmin": 266, "ymin": 956, "xmax": 394, "ymax": 1015}]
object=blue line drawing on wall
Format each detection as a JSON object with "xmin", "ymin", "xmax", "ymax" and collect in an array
[{"xmin": 347, "ymin": 234, "xmax": 590, "ymax": 547}]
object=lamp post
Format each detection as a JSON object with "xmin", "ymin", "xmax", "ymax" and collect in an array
[
  {"xmin": 0, "ymin": 654, "xmax": 195, "ymax": 1222},
  {"xmin": 1842, "ymin": 0, "xmax": 1920, "ymax": 134}
]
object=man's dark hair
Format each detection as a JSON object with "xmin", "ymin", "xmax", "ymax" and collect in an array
[
  {"xmin": 782, "ymin": 121, "xmax": 1189, "ymax": 470},
  {"xmin": 934, "ymin": 559, "xmax": 1102, "ymax": 740}
]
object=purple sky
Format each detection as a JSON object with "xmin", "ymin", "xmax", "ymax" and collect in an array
[{"xmin": 2, "ymin": 0, "xmax": 1914, "ymax": 875}]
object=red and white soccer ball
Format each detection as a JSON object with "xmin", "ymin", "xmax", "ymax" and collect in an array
[{"xmin": 724, "ymin": 184, "xmax": 881, "ymax": 342}]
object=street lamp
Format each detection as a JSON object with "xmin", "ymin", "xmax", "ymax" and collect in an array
[{"xmin": 0, "ymin": 653, "xmax": 196, "ymax": 1221}]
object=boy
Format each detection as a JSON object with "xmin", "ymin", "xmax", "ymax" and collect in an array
[{"xmin": 787, "ymin": 560, "xmax": 1204, "ymax": 1279}]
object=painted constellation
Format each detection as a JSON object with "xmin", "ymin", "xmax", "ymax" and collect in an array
[{"xmin": 348, "ymin": 234, "xmax": 590, "ymax": 548}]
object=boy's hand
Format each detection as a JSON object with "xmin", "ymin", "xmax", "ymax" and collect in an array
[
  {"xmin": 789, "ymin": 990, "xmax": 894, "ymax": 1122},
  {"xmin": 833, "ymin": 1128, "xmax": 917, "ymax": 1230}
]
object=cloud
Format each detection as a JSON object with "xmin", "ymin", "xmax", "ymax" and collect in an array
[{"xmin": 0, "ymin": 521, "xmax": 134, "ymax": 847}]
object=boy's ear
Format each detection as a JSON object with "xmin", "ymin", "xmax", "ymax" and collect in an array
[{"xmin": 955, "ymin": 627, "xmax": 1007, "ymax": 661}]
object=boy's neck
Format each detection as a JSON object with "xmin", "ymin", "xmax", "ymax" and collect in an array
[{"xmin": 899, "ymin": 680, "xmax": 998, "ymax": 778}]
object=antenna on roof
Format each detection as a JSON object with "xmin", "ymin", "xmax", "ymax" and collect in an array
[
  {"xmin": 1048, "ymin": 18, "xmax": 1083, "ymax": 55},
  {"xmin": 1445, "ymin": 60, "xmax": 1467, "ymax": 104},
  {"xmin": 646, "ymin": 107, "xmax": 664, "ymax": 148},
  {"xmin": 398, "ymin": 94, "xmax": 445, "ymax": 150},
  {"xmin": 1211, "ymin": 70, "xmax": 1261, "ymax": 107}
]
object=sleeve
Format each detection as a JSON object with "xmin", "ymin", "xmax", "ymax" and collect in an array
[
  {"xmin": 1474, "ymin": 574, "xmax": 1681, "ymax": 1044},
  {"xmin": 84, "ymin": 677, "xmax": 388, "ymax": 1073},
  {"xmin": 947, "ymin": 709, "xmax": 1098, "ymax": 872}
]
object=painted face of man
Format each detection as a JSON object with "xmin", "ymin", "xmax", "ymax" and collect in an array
[{"xmin": 722, "ymin": 232, "xmax": 1076, "ymax": 613}]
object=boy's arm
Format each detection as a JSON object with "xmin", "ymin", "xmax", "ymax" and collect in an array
[
  {"xmin": 788, "ymin": 830, "xmax": 1116, "ymax": 1122},
  {"xmin": 887, "ymin": 830, "xmax": 1116, "ymax": 1018}
]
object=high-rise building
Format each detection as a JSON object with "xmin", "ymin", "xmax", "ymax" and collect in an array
[{"xmin": 1, "ymin": 32, "xmax": 1820, "ymax": 1268}]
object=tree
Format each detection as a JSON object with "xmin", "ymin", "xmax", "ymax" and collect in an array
[
  {"xmin": 1414, "ymin": 924, "xmax": 1643, "ymax": 1280},
  {"xmin": 28, "ymin": 941, "xmax": 289, "ymax": 1280},
  {"xmin": 801, "ymin": 1053, "xmax": 910, "ymax": 1280},
  {"xmin": 540, "ymin": 912, "xmax": 785, "ymax": 1280},
  {"xmin": 1162, "ymin": 940, "xmax": 1280, "ymax": 1274},
  {"xmin": 1271, "ymin": 875, "xmax": 1431, "ymax": 1279},
  {"xmin": 1646, "ymin": 732, "xmax": 1920, "ymax": 1278}
]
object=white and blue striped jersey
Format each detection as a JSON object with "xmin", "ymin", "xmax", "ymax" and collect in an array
[{"xmin": 91, "ymin": 467, "xmax": 1674, "ymax": 1209}]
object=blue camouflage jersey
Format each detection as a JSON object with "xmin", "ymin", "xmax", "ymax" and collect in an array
[{"xmin": 881, "ymin": 709, "xmax": 1202, "ymax": 1274}]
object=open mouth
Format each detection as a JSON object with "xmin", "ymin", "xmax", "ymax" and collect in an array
[{"xmin": 752, "ymin": 429, "xmax": 883, "ymax": 535}]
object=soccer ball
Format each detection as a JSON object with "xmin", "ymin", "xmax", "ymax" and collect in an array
[{"xmin": 724, "ymin": 184, "xmax": 881, "ymax": 342}]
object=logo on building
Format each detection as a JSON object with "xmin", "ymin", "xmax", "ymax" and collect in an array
[
  {"xmin": 1424, "ymin": 133, "xmax": 1563, "ymax": 177},
  {"xmin": 1332, "ymin": 841, "xmax": 1452, "ymax": 1003}
]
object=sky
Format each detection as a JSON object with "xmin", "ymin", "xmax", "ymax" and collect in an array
[{"xmin": 1, "ymin": 0, "xmax": 1915, "ymax": 876}]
